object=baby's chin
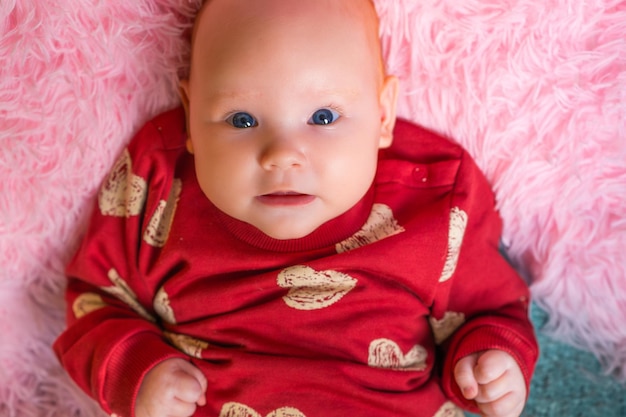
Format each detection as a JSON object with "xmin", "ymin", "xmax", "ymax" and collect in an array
[
  {"xmin": 257, "ymin": 225, "xmax": 319, "ymax": 241},
  {"xmin": 252, "ymin": 215, "xmax": 331, "ymax": 241}
]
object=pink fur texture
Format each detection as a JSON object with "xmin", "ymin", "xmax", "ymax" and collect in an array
[{"xmin": 0, "ymin": 0, "xmax": 624, "ymax": 415}]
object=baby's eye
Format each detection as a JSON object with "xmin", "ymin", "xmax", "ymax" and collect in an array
[
  {"xmin": 227, "ymin": 112, "xmax": 258, "ymax": 129},
  {"xmin": 308, "ymin": 108, "xmax": 341, "ymax": 126}
]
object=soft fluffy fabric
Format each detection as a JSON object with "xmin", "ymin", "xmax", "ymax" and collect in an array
[{"xmin": 0, "ymin": 0, "xmax": 624, "ymax": 416}]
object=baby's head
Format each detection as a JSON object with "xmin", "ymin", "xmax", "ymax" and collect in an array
[{"xmin": 180, "ymin": 0, "xmax": 398, "ymax": 240}]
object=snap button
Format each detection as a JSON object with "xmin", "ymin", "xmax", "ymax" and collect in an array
[{"xmin": 413, "ymin": 165, "xmax": 428, "ymax": 183}]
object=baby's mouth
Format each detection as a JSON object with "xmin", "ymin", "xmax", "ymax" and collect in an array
[{"xmin": 257, "ymin": 191, "xmax": 315, "ymax": 206}]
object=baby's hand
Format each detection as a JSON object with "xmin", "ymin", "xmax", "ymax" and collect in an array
[
  {"xmin": 135, "ymin": 358, "xmax": 208, "ymax": 417},
  {"xmin": 454, "ymin": 350, "xmax": 526, "ymax": 417}
]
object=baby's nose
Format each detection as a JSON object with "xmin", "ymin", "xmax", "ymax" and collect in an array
[{"xmin": 259, "ymin": 138, "xmax": 306, "ymax": 170}]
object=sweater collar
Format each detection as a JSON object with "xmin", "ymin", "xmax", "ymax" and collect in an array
[{"xmin": 213, "ymin": 187, "xmax": 375, "ymax": 253}]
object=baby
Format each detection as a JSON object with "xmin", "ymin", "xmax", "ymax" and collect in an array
[{"xmin": 54, "ymin": 1, "xmax": 538, "ymax": 417}]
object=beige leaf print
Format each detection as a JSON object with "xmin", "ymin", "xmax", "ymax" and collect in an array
[
  {"xmin": 336, "ymin": 203, "xmax": 405, "ymax": 253},
  {"xmin": 368, "ymin": 338, "xmax": 428, "ymax": 371},
  {"xmin": 433, "ymin": 401, "xmax": 465, "ymax": 417},
  {"xmin": 98, "ymin": 149, "xmax": 147, "ymax": 217},
  {"xmin": 429, "ymin": 312, "xmax": 466, "ymax": 345},
  {"xmin": 164, "ymin": 331, "xmax": 209, "ymax": 359},
  {"xmin": 143, "ymin": 178, "xmax": 182, "ymax": 247},
  {"xmin": 101, "ymin": 268, "xmax": 155, "ymax": 322},
  {"xmin": 72, "ymin": 292, "xmax": 107, "ymax": 319},
  {"xmin": 439, "ymin": 207, "xmax": 468, "ymax": 282},
  {"xmin": 220, "ymin": 403, "xmax": 306, "ymax": 417},
  {"xmin": 153, "ymin": 286, "xmax": 176, "ymax": 325},
  {"xmin": 277, "ymin": 265, "xmax": 357, "ymax": 311}
]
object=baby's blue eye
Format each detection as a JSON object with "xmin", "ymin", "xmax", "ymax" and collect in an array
[
  {"xmin": 227, "ymin": 112, "xmax": 257, "ymax": 129},
  {"xmin": 308, "ymin": 108, "xmax": 340, "ymax": 125}
]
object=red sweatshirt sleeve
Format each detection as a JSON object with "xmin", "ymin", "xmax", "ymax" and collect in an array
[
  {"xmin": 53, "ymin": 111, "xmax": 188, "ymax": 417},
  {"xmin": 432, "ymin": 149, "xmax": 539, "ymax": 412}
]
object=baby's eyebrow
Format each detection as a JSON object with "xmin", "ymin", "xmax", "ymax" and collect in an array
[
  {"xmin": 310, "ymin": 87, "xmax": 360, "ymax": 100},
  {"xmin": 208, "ymin": 89, "xmax": 263, "ymax": 101},
  {"xmin": 209, "ymin": 87, "xmax": 360, "ymax": 102}
]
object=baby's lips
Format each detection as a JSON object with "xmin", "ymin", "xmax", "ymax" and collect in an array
[{"xmin": 256, "ymin": 192, "xmax": 315, "ymax": 206}]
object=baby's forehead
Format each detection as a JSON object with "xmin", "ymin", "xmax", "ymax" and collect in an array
[
  {"xmin": 189, "ymin": 0, "xmax": 384, "ymax": 82},
  {"xmin": 192, "ymin": 0, "xmax": 380, "ymax": 42}
]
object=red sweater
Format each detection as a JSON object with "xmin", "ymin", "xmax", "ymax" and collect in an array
[{"xmin": 54, "ymin": 108, "xmax": 538, "ymax": 417}]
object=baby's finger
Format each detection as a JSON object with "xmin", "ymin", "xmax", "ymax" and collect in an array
[
  {"xmin": 474, "ymin": 371, "xmax": 511, "ymax": 404},
  {"xmin": 474, "ymin": 351, "xmax": 513, "ymax": 385},
  {"xmin": 178, "ymin": 361, "xmax": 208, "ymax": 406},
  {"xmin": 454, "ymin": 354, "xmax": 479, "ymax": 400},
  {"xmin": 172, "ymin": 370, "xmax": 206, "ymax": 404},
  {"xmin": 476, "ymin": 391, "xmax": 525, "ymax": 417},
  {"xmin": 168, "ymin": 397, "xmax": 199, "ymax": 417}
]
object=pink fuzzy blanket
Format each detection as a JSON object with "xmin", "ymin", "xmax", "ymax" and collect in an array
[{"xmin": 1, "ymin": 0, "xmax": 624, "ymax": 415}]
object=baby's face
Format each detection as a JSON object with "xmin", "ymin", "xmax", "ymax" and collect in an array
[{"xmin": 181, "ymin": 0, "xmax": 398, "ymax": 240}]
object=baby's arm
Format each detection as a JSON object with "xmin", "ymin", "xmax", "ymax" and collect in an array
[
  {"xmin": 454, "ymin": 350, "xmax": 526, "ymax": 417},
  {"xmin": 136, "ymin": 358, "xmax": 208, "ymax": 417},
  {"xmin": 53, "ymin": 113, "xmax": 198, "ymax": 417},
  {"xmin": 430, "ymin": 149, "xmax": 539, "ymax": 414}
]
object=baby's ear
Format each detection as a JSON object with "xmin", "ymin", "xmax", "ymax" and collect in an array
[
  {"xmin": 179, "ymin": 80, "xmax": 194, "ymax": 154},
  {"xmin": 378, "ymin": 75, "xmax": 399, "ymax": 149},
  {"xmin": 179, "ymin": 79, "xmax": 191, "ymax": 121}
]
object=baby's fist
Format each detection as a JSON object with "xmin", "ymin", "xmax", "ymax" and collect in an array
[
  {"xmin": 454, "ymin": 350, "xmax": 526, "ymax": 417},
  {"xmin": 136, "ymin": 358, "xmax": 208, "ymax": 417}
]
